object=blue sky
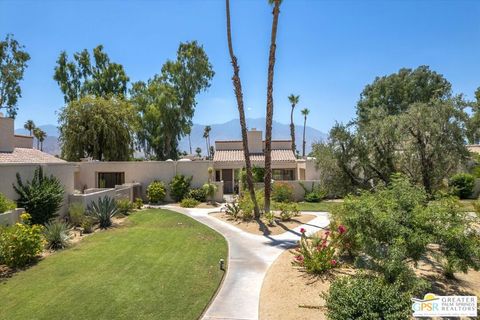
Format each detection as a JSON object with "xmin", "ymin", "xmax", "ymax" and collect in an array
[{"xmin": 1, "ymin": 0, "xmax": 479, "ymax": 133}]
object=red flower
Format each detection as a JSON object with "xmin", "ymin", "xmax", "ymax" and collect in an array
[
  {"xmin": 324, "ymin": 231, "xmax": 330, "ymax": 237},
  {"xmin": 338, "ymin": 225, "xmax": 347, "ymax": 234},
  {"xmin": 295, "ymin": 255, "xmax": 304, "ymax": 262},
  {"xmin": 300, "ymin": 228, "xmax": 306, "ymax": 234},
  {"xmin": 330, "ymin": 259, "xmax": 337, "ymax": 266}
]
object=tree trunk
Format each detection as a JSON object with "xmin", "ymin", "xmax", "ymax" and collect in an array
[
  {"xmin": 188, "ymin": 133, "xmax": 192, "ymax": 154},
  {"xmin": 302, "ymin": 116, "xmax": 307, "ymax": 157},
  {"xmin": 264, "ymin": 0, "xmax": 281, "ymax": 214},
  {"xmin": 226, "ymin": 0, "xmax": 260, "ymax": 218},
  {"xmin": 205, "ymin": 138, "xmax": 209, "ymax": 159},
  {"xmin": 290, "ymin": 106, "xmax": 296, "ymax": 154}
]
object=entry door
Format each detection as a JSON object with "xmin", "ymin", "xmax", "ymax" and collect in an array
[{"xmin": 222, "ymin": 169, "xmax": 233, "ymax": 194}]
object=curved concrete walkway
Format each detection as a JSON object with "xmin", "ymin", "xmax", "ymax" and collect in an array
[{"xmin": 162, "ymin": 205, "xmax": 330, "ymax": 320}]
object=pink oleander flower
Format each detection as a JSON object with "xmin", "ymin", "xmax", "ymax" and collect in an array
[
  {"xmin": 338, "ymin": 225, "xmax": 347, "ymax": 234},
  {"xmin": 300, "ymin": 228, "xmax": 306, "ymax": 234},
  {"xmin": 331, "ymin": 259, "xmax": 337, "ymax": 266},
  {"xmin": 295, "ymin": 255, "xmax": 304, "ymax": 262},
  {"xmin": 324, "ymin": 230, "xmax": 330, "ymax": 238}
]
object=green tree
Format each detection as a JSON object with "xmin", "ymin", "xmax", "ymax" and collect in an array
[
  {"xmin": 53, "ymin": 45, "xmax": 129, "ymax": 103},
  {"xmin": 0, "ymin": 34, "xmax": 30, "ymax": 118},
  {"xmin": 466, "ymin": 87, "xmax": 480, "ymax": 144},
  {"xmin": 301, "ymin": 108, "xmax": 310, "ymax": 157},
  {"xmin": 58, "ymin": 96, "xmax": 136, "ymax": 161},
  {"xmin": 34, "ymin": 129, "xmax": 46, "ymax": 151},
  {"xmin": 263, "ymin": 0, "xmax": 282, "ymax": 214},
  {"xmin": 225, "ymin": 0, "xmax": 260, "ymax": 218},
  {"xmin": 195, "ymin": 147, "xmax": 202, "ymax": 157},
  {"xmin": 23, "ymin": 119, "xmax": 35, "ymax": 136},
  {"xmin": 203, "ymin": 125, "xmax": 212, "ymax": 159},
  {"xmin": 288, "ymin": 94, "xmax": 299, "ymax": 154},
  {"xmin": 130, "ymin": 41, "xmax": 214, "ymax": 160}
]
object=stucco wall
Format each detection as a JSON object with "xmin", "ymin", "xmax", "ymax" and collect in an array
[
  {"xmin": 0, "ymin": 208, "xmax": 25, "ymax": 226},
  {"xmin": 0, "ymin": 163, "xmax": 77, "ymax": 215},
  {"xmin": 0, "ymin": 117, "xmax": 14, "ymax": 152},
  {"xmin": 13, "ymin": 135, "xmax": 34, "ymax": 148}
]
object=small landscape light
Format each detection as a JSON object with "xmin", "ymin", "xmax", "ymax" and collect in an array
[{"xmin": 219, "ymin": 258, "xmax": 225, "ymax": 270}]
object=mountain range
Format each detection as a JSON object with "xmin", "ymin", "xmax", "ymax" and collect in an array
[{"xmin": 15, "ymin": 118, "xmax": 327, "ymax": 157}]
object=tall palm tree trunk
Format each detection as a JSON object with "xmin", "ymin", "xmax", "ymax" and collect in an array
[
  {"xmin": 290, "ymin": 107, "xmax": 296, "ymax": 154},
  {"xmin": 226, "ymin": 0, "xmax": 260, "ymax": 218},
  {"xmin": 205, "ymin": 138, "xmax": 209, "ymax": 159},
  {"xmin": 302, "ymin": 116, "xmax": 307, "ymax": 157},
  {"xmin": 188, "ymin": 133, "xmax": 192, "ymax": 154},
  {"xmin": 264, "ymin": 0, "xmax": 281, "ymax": 214}
]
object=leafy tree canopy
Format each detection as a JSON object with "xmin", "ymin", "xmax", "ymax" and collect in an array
[
  {"xmin": 58, "ymin": 96, "xmax": 136, "ymax": 161},
  {"xmin": 0, "ymin": 34, "xmax": 30, "ymax": 118},
  {"xmin": 53, "ymin": 45, "xmax": 129, "ymax": 103}
]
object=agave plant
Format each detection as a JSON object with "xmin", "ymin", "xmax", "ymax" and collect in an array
[
  {"xmin": 87, "ymin": 196, "xmax": 118, "ymax": 229},
  {"xmin": 44, "ymin": 220, "xmax": 70, "ymax": 250}
]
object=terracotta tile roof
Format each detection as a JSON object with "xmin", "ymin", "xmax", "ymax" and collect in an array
[
  {"xmin": 214, "ymin": 149, "xmax": 296, "ymax": 162},
  {"xmin": 0, "ymin": 148, "xmax": 66, "ymax": 163}
]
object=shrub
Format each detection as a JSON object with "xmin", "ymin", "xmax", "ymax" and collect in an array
[
  {"xmin": 277, "ymin": 202, "xmax": 294, "ymax": 221},
  {"xmin": 0, "ymin": 192, "xmax": 15, "ymax": 213},
  {"xmin": 239, "ymin": 189, "xmax": 264, "ymax": 220},
  {"xmin": 264, "ymin": 211, "xmax": 275, "ymax": 226},
  {"xmin": 224, "ymin": 202, "xmax": 241, "ymax": 219},
  {"xmin": 180, "ymin": 198, "xmax": 200, "ymax": 208},
  {"xmin": 324, "ymin": 274, "xmax": 411, "ymax": 320},
  {"xmin": 147, "ymin": 181, "xmax": 166, "ymax": 203},
  {"xmin": 252, "ymin": 166, "xmax": 265, "ymax": 183},
  {"xmin": 449, "ymin": 173, "xmax": 475, "ymax": 199},
  {"xmin": 13, "ymin": 166, "xmax": 65, "ymax": 225},
  {"xmin": 116, "ymin": 198, "xmax": 134, "ymax": 215},
  {"xmin": 81, "ymin": 217, "xmax": 94, "ymax": 233},
  {"xmin": 68, "ymin": 202, "xmax": 85, "ymax": 227},
  {"xmin": 300, "ymin": 182, "xmax": 327, "ymax": 203},
  {"xmin": 0, "ymin": 216, "xmax": 44, "ymax": 268},
  {"xmin": 202, "ymin": 182, "xmax": 218, "ymax": 203},
  {"xmin": 44, "ymin": 220, "xmax": 70, "ymax": 250},
  {"xmin": 134, "ymin": 197, "xmax": 143, "ymax": 209},
  {"xmin": 187, "ymin": 188, "xmax": 207, "ymax": 202},
  {"xmin": 272, "ymin": 182, "xmax": 294, "ymax": 203},
  {"xmin": 87, "ymin": 196, "xmax": 118, "ymax": 229},
  {"xmin": 169, "ymin": 175, "xmax": 192, "ymax": 202},
  {"xmin": 292, "ymin": 225, "xmax": 346, "ymax": 274}
]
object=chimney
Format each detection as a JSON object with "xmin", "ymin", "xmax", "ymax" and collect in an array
[
  {"xmin": 247, "ymin": 129, "xmax": 263, "ymax": 153},
  {"xmin": 0, "ymin": 114, "xmax": 14, "ymax": 153}
]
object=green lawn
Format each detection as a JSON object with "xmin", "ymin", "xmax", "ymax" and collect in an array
[
  {"xmin": 291, "ymin": 200, "xmax": 343, "ymax": 212},
  {"xmin": 0, "ymin": 209, "xmax": 227, "ymax": 320}
]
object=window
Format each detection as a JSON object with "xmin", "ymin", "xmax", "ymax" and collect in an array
[
  {"xmin": 97, "ymin": 172, "xmax": 125, "ymax": 188},
  {"xmin": 272, "ymin": 169, "xmax": 294, "ymax": 181}
]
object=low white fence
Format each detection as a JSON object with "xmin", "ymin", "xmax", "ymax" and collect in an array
[
  {"xmin": 241, "ymin": 180, "xmax": 323, "ymax": 201},
  {"xmin": 69, "ymin": 183, "xmax": 141, "ymax": 209},
  {"xmin": 0, "ymin": 208, "xmax": 25, "ymax": 226}
]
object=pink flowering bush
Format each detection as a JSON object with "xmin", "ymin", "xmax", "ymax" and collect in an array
[{"xmin": 292, "ymin": 225, "xmax": 347, "ymax": 274}]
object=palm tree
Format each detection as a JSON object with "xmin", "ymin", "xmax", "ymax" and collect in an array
[
  {"xmin": 33, "ymin": 127, "xmax": 41, "ymax": 149},
  {"xmin": 301, "ymin": 108, "xmax": 310, "ymax": 157},
  {"xmin": 38, "ymin": 129, "xmax": 46, "ymax": 151},
  {"xmin": 24, "ymin": 120, "xmax": 35, "ymax": 136},
  {"xmin": 226, "ymin": 0, "xmax": 260, "ymax": 217},
  {"xmin": 195, "ymin": 147, "xmax": 202, "ymax": 158},
  {"xmin": 203, "ymin": 125, "xmax": 212, "ymax": 159},
  {"xmin": 185, "ymin": 126, "xmax": 193, "ymax": 155},
  {"xmin": 264, "ymin": 0, "xmax": 282, "ymax": 214},
  {"xmin": 288, "ymin": 94, "xmax": 299, "ymax": 154}
]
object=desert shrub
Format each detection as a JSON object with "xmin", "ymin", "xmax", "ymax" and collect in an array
[
  {"xmin": 134, "ymin": 197, "xmax": 143, "ymax": 209},
  {"xmin": 276, "ymin": 202, "xmax": 294, "ymax": 221},
  {"xmin": 300, "ymin": 182, "xmax": 327, "ymax": 203},
  {"xmin": 81, "ymin": 217, "xmax": 94, "ymax": 233},
  {"xmin": 324, "ymin": 274, "xmax": 411, "ymax": 320},
  {"xmin": 334, "ymin": 174, "xmax": 480, "ymax": 285},
  {"xmin": 0, "ymin": 192, "xmax": 16, "ymax": 213},
  {"xmin": 292, "ymin": 225, "xmax": 346, "ymax": 274},
  {"xmin": 187, "ymin": 188, "xmax": 207, "ymax": 202},
  {"xmin": 239, "ymin": 189, "xmax": 265, "ymax": 220},
  {"xmin": 169, "ymin": 175, "xmax": 192, "ymax": 202},
  {"xmin": 0, "ymin": 214, "xmax": 44, "ymax": 268},
  {"xmin": 68, "ymin": 202, "xmax": 85, "ymax": 227},
  {"xmin": 147, "ymin": 181, "xmax": 166, "ymax": 203},
  {"xmin": 202, "ymin": 182, "xmax": 218, "ymax": 203},
  {"xmin": 449, "ymin": 173, "xmax": 475, "ymax": 199},
  {"xmin": 264, "ymin": 211, "xmax": 275, "ymax": 226},
  {"xmin": 224, "ymin": 202, "xmax": 241, "ymax": 219},
  {"xmin": 13, "ymin": 166, "xmax": 64, "ymax": 225},
  {"xmin": 44, "ymin": 220, "xmax": 70, "ymax": 250},
  {"xmin": 272, "ymin": 182, "xmax": 294, "ymax": 203},
  {"xmin": 252, "ymin": 166, "xmax": 265, "ymax": 183},
  {"xmin": 116, "ymin": 198, "xmax": 134, "ymax": 215},
  {"xmin": 180, "ymin": 198, "xmax": 200, "ymax": 208},
  {"xmin": 87, "ymin": 196, "xmax": 118, "ymax": 229}
]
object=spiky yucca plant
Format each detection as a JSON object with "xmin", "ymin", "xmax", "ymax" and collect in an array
[
  {"xmin": 44, "ymin": 220, "xmax": 70, "ymax": 250},
  {"xmin": 87, "ymin": 196, "xmax": 118, "ymax": 229}
]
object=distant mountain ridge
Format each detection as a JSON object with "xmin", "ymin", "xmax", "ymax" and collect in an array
[{"xmin": 15, "ymin": 118, "xmax": 327, "ymax": 156}]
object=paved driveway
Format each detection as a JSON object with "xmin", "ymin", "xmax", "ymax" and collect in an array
[{"xmin": 162, "ymin": 205, "xmax": 330, "ymax": 320}]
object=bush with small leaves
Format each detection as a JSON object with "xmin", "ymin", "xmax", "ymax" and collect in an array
[
  {"xmin": 272, "ymin": 182, "xmax": 294, "ymax": 203},
  {"xmin": 0, "ymin": 192, "xmax": 16, "ymax": 213},
  {"xmin": 116, "ymin": 198, "xmax": 134, "ymax": 215},
  {"xmin": 44, "ymin": 220, "xmax": 70, "ymax": 250},
  {"xmin": 134, "ymin": 197, "xmax": 143, "ymax": 210},
  {"xmin": 147, "ymin": 181, "xmax": 166, "ymax": 204},
  {"xmin": 239, "ymin": 189, "xmax": 264, "ymax": 220},
  {"xmin": 300, "ymin": 182, "xmax": 327, "ymax": 203},
  {"xmin": 169, "ymin": 175, "xmax": 192, "ymax": 202},
  {"xmin": 81, "ymin": 217, "xmax": 94, "ymax": 234},
  {"xmin": 0, "ymin": 214, "xmax": 44, "ymax": 268},
  {"xmin": 68, "ymin": 202, "xmax": 85, "ymax": 227},
  {"xmin": 324, "ymin": 274, "xmax": 411, "ymax": 320},
  {"xmin": 202, "ymin": 182, "xmax": 218, "ymax": 203},
  {"xmin": 449, "ymin": 173, "xmax": 475, "ymax": 199},
  {"xmin": 87, "ymin": 196, "xmax": 118, "ymax": 229},
  {"xmin": 180, "ymin": 198, "xmax": 200, "ymax": 208},
  {"xmin": 187, "ymin": 188, "xmax": 207, "ymax": 202}
]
